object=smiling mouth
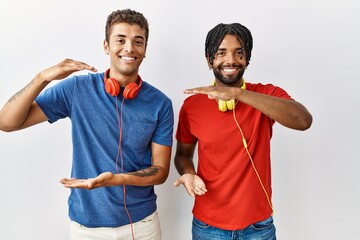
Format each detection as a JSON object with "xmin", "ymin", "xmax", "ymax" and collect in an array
[
  {"xmin": 222, "ymin": 67, "xmax": 237, "ymax": 72},
  {"xmin": 221, "ymin": 67, "xmax": 239, "ymax": 76},
  {"xmin": 120, "ymin": 56, "xmax": 137, "ymax": 62}
]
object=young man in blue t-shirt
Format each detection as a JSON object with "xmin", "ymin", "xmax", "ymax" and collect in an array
[{"xmin": 0, "ymin": 9, "xmax": 173, "ymax": 240}]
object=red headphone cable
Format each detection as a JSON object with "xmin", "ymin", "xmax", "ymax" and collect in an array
[{"xmin": 116, "ymin": 96, "xmax": 135, "ymax": 240}]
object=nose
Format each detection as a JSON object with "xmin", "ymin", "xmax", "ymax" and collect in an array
[
  {"xmin": 124, "ymin": 41, "xmax": 134, "ymax": 52},
  {"xmin": 225, "ymin": 53, "xmax": 236, "ymax": 64}
]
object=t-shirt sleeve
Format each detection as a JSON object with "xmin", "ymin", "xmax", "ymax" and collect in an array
[
  {"xmin": 263, "ymin": 84, "xmax": 294, "ymax": 100},
  {"xmin": 175, "ymin": 102, "xmax": 198, "ymax": 144},
  {"xmin": 151, "ymin": 98, "xmax": 174, "ymax": 147},
  {"xmin": 35, "ymin": 77, "xmax": 75, "ymax": 123}
]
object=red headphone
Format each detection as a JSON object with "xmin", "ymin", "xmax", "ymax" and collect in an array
[{"xmin": 104, "ymin": 69, "xmax": 142, "ymax": 99}]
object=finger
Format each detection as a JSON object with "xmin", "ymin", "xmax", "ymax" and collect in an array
[
  {"xmin": 173, "ymin": 180, "xmax": 181, "ymax": 187},
  {"xmin": 193, "ymin": 185, "xmax": 207, "ymax": 195},
  {"xmin": 179, "ymin": 183, "xmax": 195, "ymax": 197},
  {"xmin": 59, "ymin": 178, "xmax": 69, "ymax": 183},
  {"xmin": 183, "ymin": 86, "xmax": 213, "ymax": 94},
  {"xmin": 186, "ymin": 187, "xmax": 196, "ymax": 198},
  {"xmin": 62, "ymin": 59, "xmax": 97, "ymax": 72},
  {"xmin": 76, "ymin": 62, "xmax": 97, "ymax": 72},
  {"xmin": 60, "ymin": 178, "xmax": 78, "ymax": 184}
]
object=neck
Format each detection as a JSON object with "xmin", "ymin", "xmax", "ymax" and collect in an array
[
  {"xmin": 108, "ymin": 69, "xmax": 139, "ymax": 87},
  {"xmin": 213, "ymin": 78, "xmax": 246, "ymax": 89}
]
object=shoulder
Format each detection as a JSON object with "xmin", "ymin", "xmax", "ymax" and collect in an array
[
  {"xmin": 247, "ymin": 82, "xmax": 286, "ymax": 93},
  {"xmin": 51, "ymin": 72, "xmax": 103, "ymax": 88},
  {"xmin": 72, "ymin": 72, "xmax": 103, "ymax": 84},
  {"xmin": 247, "ymin": 82, "xmax": 276, "ymax": 91},
  {"xmin": 183, "ymin": 94, "xmax": 208, "ymax": 105},
  {"xmin": 141, "ymin": 81, "xmax": 171, "ymax": 102},
  {"xmin": 247, "ymin": 82, "xmax": 292, "ymax": 99}
]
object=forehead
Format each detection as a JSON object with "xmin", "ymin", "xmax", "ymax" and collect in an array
[
  {"xmin": 218, "ymin": 34, "xmax": 243, "ymax": 49},
  {"xmin": 109, "ymin": 22, "xmax": 146, "ymax": 39}
]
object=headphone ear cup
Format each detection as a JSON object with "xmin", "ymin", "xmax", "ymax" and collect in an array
[
  {"xmin": 218, "ymin": 100, "xmax": 228, "ymax": 112},
  {"xmin": 226, "ymin": 99, "xmax": 236, "ymax": 110},
  {"xmin": 123, "ymin": 82, "xmax": 140, "ymax": 99},
  {"xmin": 218, "ymin": 100, "xmax": 236, "ymax": 112},
  {"xmin": 105, "ymin": 78, "xmax": 120, "ymax": 97}
]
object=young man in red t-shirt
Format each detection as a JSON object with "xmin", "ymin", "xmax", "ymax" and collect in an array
[{"xmin": 174, "ymin": 23, "xmax": 313, "ymax": 240}]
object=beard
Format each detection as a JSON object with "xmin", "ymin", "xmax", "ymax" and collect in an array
[{"xmin": 213, "ymin": 64, "xmax": 245, "ymax": 86}]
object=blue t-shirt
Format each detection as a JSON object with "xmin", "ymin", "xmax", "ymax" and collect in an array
[{"xmin": 35, "ymin": 72, "xmax": 174, "ymax": 227}]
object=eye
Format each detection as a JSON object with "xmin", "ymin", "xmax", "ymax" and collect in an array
[
  {"xmin": 236, "ymin": 48, "xmax": 244, "ymax": 57},
  {"xmin": 216, "ymin": 51, "xmax": 226, "ymax": 57},
  {"xmin": 116, "ymin": 38, "xmax": 125, "ymax": 44},
  {"xmin": 135, "ymin": 40, "xmax": 145, "ymax": 46}
]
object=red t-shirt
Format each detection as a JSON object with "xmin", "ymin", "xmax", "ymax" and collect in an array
[{"xmin": 176, "ymin": 82, "xmax": 293, "ymax": 230}]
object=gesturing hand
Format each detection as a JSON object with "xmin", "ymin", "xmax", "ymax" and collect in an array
[
  {"xmin": 183, "ymin": 85, "xmax": 239, "ymax": 101},
  {"xmin": 60, "ymin": 172, "xmax": 114, "ymax": 190},
  {"xmin": 38, "ymin": 58, "xmax": 97, "ymax": 82},
  {"xmin": 173, "ymin": 173, "xmax": 207, "ymax": 197}
]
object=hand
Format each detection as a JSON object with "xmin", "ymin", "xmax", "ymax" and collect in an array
[
  {"xmin": 173, "ymin": 173, "xmax": 207, "ymax": 197},
  {"xmin": 38, "ymin": 58, "xmax": 97, "ymax": 82},
  {"xmin": 60, "ymin": 172, "xmax": 114, "ymax": 190},
  {"xmin": 184, "ymin": 85, "xmax": 238, "ymax": 101}
]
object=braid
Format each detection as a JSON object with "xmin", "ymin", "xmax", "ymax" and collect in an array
[{"xmin": 205, "ymin": 23, "xmax": 253, "ymax": 66}]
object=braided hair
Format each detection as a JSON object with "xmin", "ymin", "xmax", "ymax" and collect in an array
[{"xmin": 205, "ymin": 23, "xmax": 253, "ymax": 66}]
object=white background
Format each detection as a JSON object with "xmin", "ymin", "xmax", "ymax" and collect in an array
[{"xmin": 0, "ymin": 0, "xmax": 359, "ymax": 239}]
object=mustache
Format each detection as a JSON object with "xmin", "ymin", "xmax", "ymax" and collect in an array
[{"xmin": 218, "ymin": 63, "xmax": 245, "ymax": 69}]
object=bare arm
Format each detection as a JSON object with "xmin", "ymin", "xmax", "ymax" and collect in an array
[
  {"xmin": 173, "ymin": 141, "xmax": 207, "ymax": 197},
  {"xmin": 174, "ymin": 142, "xmax": 197, "ymax": 176},
  {"xmin": 184, "ymin": 86, "xmax": 313, "ymax": 131},
  {"xmin": 60, "ymin": 142, "xmax": 172, "ymax": 189},
  {"xmin": 0, "ymin": 59, "xmax": 97, "ymax": 132}
]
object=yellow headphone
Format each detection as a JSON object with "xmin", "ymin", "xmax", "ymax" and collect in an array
[{"xmin": 213, "ymin": 79, "xmax": 246, "ymax": 112}]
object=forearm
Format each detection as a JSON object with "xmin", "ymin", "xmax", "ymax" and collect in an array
[
  {"xmin": 175, "ymin": 155, "xmax": 197, "ymax": 176},
  {"xmin": 61, "ymin": 165, "xmax": 170, "ymax": 190},
  {"xmin": 236, "ymin": 89, "xmax": 313, "ymax": 130},
  {"xmin": 1, "ymin": 59, "xmax": 97, "ymax": 132},
  {"xmin": 104, "ymin": 165, "xmax": 169, "ymax": 187},
  {"xmin": 123, "ymin": 165, "xmax": 169, "ymax": 186},
  {"xmin": 0, "ymin": 74, "xmax": 48, "ymax": 131}
]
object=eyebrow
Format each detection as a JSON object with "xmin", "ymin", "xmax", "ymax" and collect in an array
[
  {"xmin": 217, "ymin": 47, "xmax": 244, "ymax": 51},
  {"xmin": 113, "ymin": 34, "xmax": 145, "ymax": 40}
]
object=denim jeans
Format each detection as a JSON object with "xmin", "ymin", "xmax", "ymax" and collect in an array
[{"xmin": 192, "ymin": 216, "xmax": 276, "ymax": 240}]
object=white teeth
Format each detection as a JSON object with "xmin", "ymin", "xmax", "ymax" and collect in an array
[
  {"xmin": 121, "ymin": 56, "xmax": 135, "ymax": 61},
  {"xmin": 223, "ymin": 68, "xmax": 236, "ymax": 73}
]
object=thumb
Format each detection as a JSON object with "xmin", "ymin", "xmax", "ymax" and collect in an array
[
  {"xmin": 173, "ymin": 180, "xmax": 181, "ymax": 187},
  {"xmin": 207, "ymin": 94, "xmax": 215, "ymax": 99}
]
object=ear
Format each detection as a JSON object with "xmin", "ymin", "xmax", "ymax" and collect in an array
[
  {"xmin": 103, "ymin": 40, "xmax": 109, "ymax": 55},
  {"xmin": 206, "ymin": 56, "xmax": 212, "ymax": 69}
]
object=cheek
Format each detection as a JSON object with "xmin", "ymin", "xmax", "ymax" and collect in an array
[{"xmin": 137, "ymin": 47, "xmax": 146, "ymax": 57}]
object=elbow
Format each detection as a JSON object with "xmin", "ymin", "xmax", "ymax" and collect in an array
[
  {"xmin": 0, "ymin": 120, "xmax": 21, "ymax": 132},
  {"xmin": 0, "ymin": 126, "xmax": 20, "ymax": 133},
  {"xmin": 156, "ymin": 172, "xmax": 169, "ymax": 185},
  {"xmin": 156, "ymin": 178, "xmax": 167, "ymax": 185},
  {"xmin": 0, "ymin": 113, "xmax": 21, "ymax": 132},
  {"xmin": 0, "ymin": 122, "xmax": 17, "ymax": 133},
  {"xmin": 155, "ymin": 167, "xmax": 170, "ymax": 185},
  {"xmin": 297, "ymin": 113, "xmax": 313, "ymax": 131}
]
